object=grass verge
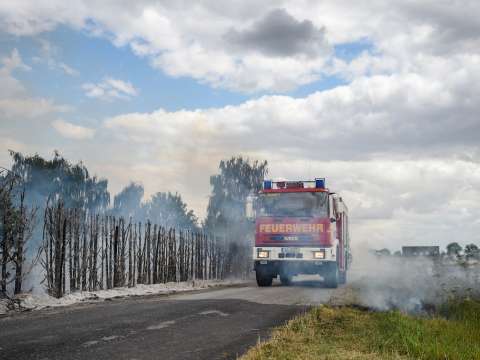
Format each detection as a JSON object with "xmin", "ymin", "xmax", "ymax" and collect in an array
[{"xmin": 241, "ymin": 299, "xmax": 480, "ymax": 360}]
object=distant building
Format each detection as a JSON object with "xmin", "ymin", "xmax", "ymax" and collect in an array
[{"xmin": 402, "ymin": 246, "xmax": 440, "ymax": 257}]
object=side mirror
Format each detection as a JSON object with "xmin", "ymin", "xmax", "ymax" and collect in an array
[{"xmin": 330, "ymin": 217, "xmax": 336, "ymax": 223}]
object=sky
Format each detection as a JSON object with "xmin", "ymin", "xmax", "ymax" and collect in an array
[{"xmin": 0, "ymin": 1, "xmax": 479, "ymax": 251}]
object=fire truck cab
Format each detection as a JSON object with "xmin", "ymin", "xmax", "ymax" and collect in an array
[{"xmin": 250, "ymin": 179, "xmax": 351, "ymax": 288}]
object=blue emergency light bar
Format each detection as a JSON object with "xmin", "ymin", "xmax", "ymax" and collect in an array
[
  {"xmin": 263, "ymin": 178, "xmax": 326, "ymax": 190},
  {"xmin": 315, "ymin": 178, "xmax": 326, "ymax": 189}
]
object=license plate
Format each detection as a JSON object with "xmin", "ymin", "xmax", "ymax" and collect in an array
[{"xmin": 281, "ymin": 247, "xmax": 299, "ymax": 253}]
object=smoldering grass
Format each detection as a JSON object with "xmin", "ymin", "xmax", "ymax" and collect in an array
[
  {"xmin": 340, "ymin": 248, "xmax": 480, "ymax": 315},
  {"xmin": 241, "ymin": 300, "xmax": 480, "ymax": 360}
]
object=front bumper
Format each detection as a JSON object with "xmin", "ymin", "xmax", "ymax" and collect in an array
[
  {"xmin": 254, "ymin": 259, "xmax": 336, "ymax": 276},
  {"xmin": 253, "ymin": 246, "xmax": 337, "ymax": 261}
]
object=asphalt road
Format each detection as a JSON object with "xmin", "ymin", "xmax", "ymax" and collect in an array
[{"xmin": 0, "ymin": 277, "xmax": 336, "ymax": 360}]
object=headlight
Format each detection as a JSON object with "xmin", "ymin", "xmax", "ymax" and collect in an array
[
  {"xmin": 313, "ymin": 250, "xmax": 325, "ymax": 259},
  {"xmin": 257, "ymin": 250, "xmax": 270, "ymax": 258}
]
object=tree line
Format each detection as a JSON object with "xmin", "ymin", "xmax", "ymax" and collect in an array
[
  {"xmin": 445, "ymin": 242, "xmax": 480, "ymax": 259},
  {"xmin": 375, "ymin": 242, "xmax": 480, "ymax": 259},
  {"xmin": 41, "ymin": 201, "xmax": 243, "ymax": 298},
  {"xmin": 1, "ymin": 151, "xmax": 267, "ymax": 298}
]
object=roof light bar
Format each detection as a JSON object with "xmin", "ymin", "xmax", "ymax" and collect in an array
[{"xmin": 262, "ymin": 179, "xmax": 326, "ymax": 190}]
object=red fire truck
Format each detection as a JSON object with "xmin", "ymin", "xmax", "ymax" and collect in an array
[{"xmin": 250, "ymin": 179, "xmax": 351, "ymax": 288}]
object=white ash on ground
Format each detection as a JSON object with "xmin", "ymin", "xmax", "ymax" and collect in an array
[{"xmin": 0, "ymin": 279, "xmax": 246, "ymax": 315}]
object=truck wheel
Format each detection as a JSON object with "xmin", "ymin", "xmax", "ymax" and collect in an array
[
  {"xmin": 339, "ymin": 271, "xmax": 347, "ymax": 284},
  {"xmin": 324, "ymin": 266, "xmax": 339, "ymax": 288},
  {"xmin": 280, "ymin": 274, "xmax": 292, "ymax": 286},
  {"xmin": 256, "ymin": 271, "xmax": 273, "ymax": 287}
]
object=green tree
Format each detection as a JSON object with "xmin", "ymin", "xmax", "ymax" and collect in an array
[
  {"xmin": 144, "ymin": 192, "xmax": 197, "ymax": 229},
  {"xmin": 113, "ymin": 182, "xmax": 144, "ymax": 220},
  {"xmin": 446, "ymin": 242, "xmax": 462, "ymax": 256},
  {"xmin": 9, "ymin": 151, "xmax": 109, "ymax": 212},
  {"xmin": 204, "ymin": 156, "xmax": 268, "ymax": 237},
  {"xmin": 464, "ymin": 243, "xmax": 479, "ymax": 259}
]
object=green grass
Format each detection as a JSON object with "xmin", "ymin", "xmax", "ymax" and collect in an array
[{"xmin": 242, "ymin": 299, "xmax": 480, "ymax": 360}]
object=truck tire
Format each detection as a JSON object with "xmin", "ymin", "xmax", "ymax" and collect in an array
[
  {"xmin": 256, "ymin": 270, "xmax": 273, "ymax": 287},
  {"xmin": 339, "ymin": 271, "xmax": 347, "ymax": 284},
  {"xmin": 324, "ymin": 265, "xmax": 339, "ymax": 288},
  {"xmin": 280, "ymin": 274, "xmax": 292, "ymax": 286}
]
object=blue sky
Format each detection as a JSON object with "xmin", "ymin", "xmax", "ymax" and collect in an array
[
  {"xmin": 5, "ymin": 26, "xmax": 248, "ymax": 119},
  {"xmin": 2, "ymin": 24, "xmax": 371, "ymax": 124}
]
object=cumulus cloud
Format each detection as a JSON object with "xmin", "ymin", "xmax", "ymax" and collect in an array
[
  {"xmin": 82, "ymin": 77, "xmax": 138, "ymax": 101},
  {"xmin": 104, "ymin": 64, "xmax": 480, "ymax": 160},
  {"xmin": 0, "ymin": 2, "xmax": 327, "ymax": 92},
  {"xmin": 225, "ymin": 8, "xmax": 330, "ymax": 58},
  {"xmin": 0, "ymin": 2, "xmax": 479, "ymax": 92},
  {"xmin": 52, "ymin": 119, "xmax": 95, "ymax": 140}
]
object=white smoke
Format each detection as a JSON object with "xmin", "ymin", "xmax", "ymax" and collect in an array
[{"xmin": 341, "ymin": 243, "xmax": 480, "ymax": 313}]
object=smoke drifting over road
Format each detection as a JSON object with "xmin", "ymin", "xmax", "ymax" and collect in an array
[{"xmin": 335, "ymin": 243, "xmax": 480, "ymax": 313}]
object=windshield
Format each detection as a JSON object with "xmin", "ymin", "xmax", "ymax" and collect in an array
[{"xmin": 257, "ymin": 192, "xmax": 328, "ymax": 217}]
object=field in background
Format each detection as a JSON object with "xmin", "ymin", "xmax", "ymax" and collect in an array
[{"xmin": 242, "ymin": 299, "xmax": 480, "ymax": 360}]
